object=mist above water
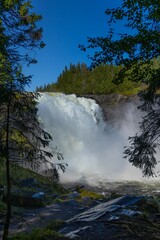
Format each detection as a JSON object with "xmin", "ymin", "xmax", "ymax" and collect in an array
[{"xmin": 38, "ymin": 92, "xmax": 144, "ymax": 184}]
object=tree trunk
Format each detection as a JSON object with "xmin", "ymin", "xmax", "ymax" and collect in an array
[{"xmin": 3, "ymin": 103, "xmax": 11, "ymax": 240}]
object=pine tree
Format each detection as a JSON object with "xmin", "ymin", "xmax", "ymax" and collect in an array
[
  {"xmin": 0, "ymin": 1, "xmax": 64, "ymax": 238},
  {"xmin": 80, "ymin": 0, "xmax": 160, "ymax": 177}
]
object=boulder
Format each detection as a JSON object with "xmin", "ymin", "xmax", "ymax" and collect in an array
[
  {"xmin": 67, "ymin": 195, "xmax": 146, "ymax": 222},
  {"xmin": 59, "ymin": 195, "xmax": 160, "ymax": 240},
  {"xmin": 32, "ymin": 192, "xmax": 45, "ymax": 199},
  {"xmin": 3, "ymin": 189, "xmax": 45, "ymax": 208}
]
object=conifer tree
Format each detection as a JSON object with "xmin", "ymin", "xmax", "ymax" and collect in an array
[
  {"xmin": 80, "ymin": 0, "xmax": 160, "ymax": 177},
  {"xmin": 0, "ymin": 1, "xmax": 64, "ymax": 238}
]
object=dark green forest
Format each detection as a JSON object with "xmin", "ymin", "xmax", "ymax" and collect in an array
[{"xmin": 36, "ymin": 63, "xmax": 142, "ymax": 95}]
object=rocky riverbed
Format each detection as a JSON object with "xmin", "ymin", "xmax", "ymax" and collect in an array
[{"xmin": 0, "ymin": 178, "xmax": 160, "ymax": 239}]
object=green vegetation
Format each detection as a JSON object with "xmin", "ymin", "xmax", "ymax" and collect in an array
[
  {"xmin": 0, "ymin": 0, "xmax": 65, "ymax": 237},
  {"xmin": 0, "ymin": 160, "xmax": 65, "ymax": 197},
  {"xmin": 0, "ymin": 161, "xmax": 68, "ymax": 238},
  {"xmin": 9, "ymin": 228, "xmax": 68, "ymax": 240},
  {"xmin": 36, "ymin": 63, "xmax": 142, "ymax": 96},
  {"xmin": 0, "ymin": 162, "xmax": 65, "ymax": 210},
  {"xmin": 79, "ymin": 188, "xmax": 104, "ymax": 200},
  {"xmin": 9, "ymin": 219, "xmax": 66, "ymax": 239},
  {"xmin": 81, "ymin": 0, "xmax": 160, "ymax": 177}
]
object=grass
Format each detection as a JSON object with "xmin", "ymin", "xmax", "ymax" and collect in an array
[
  {"xmin": 0, "ymin": 161, "xmax": 68, "ymax": 238},
  {"xmin": 0, "ymin": 159, "xmax": 65, "ymax": 195},
  {"xmin": 0, "ymin": 159, "xmax": 67, "ymax": 210},
  {"xmin": 9, "ymin": 228, "xmax": 68, "ymax": 240}
]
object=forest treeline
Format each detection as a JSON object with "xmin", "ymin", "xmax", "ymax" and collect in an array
[{"xmin": 36, "ymin": 63, "xmax": 142, "ymax": 95}]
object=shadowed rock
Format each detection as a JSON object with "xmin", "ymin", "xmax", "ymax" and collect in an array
[
  {"xmin": 59, "ymin": 195, "xmax": 159, "ymax": 239},
  {"xmin": 67, "ymin": 196, "xmax": 145, "ymax": 222}
]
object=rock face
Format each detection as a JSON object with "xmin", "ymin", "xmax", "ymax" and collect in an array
[
  {"xmin": 82, "ymin": 94, "xmax": 140, "ymax": 123},
  {"xmin": 59, "ymin": 195, "xmax": 160, "ymax": 240},
  {"xmin": 67, "ymin": 196, "xmax": 144, "ymax": 222}
]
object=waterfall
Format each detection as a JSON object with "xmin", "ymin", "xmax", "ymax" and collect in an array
[{"xmin": 37, "ymin": 92, "xmax": 143, "ymax": 184}]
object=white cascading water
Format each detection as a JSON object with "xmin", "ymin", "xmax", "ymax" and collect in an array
[{"xmin": 37, "ymin": 92, "xmax": 143, "ymax": 185}]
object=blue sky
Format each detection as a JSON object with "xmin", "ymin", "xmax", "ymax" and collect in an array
[{"xmin": 25, "ymin": 0, "xmax": 122, "ymax": 91}]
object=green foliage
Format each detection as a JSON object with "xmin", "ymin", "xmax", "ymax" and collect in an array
[
  {"xmin": 0, "ymin": 0, "xmax": 53, "ymax": 169},
  {"xmin": 79, "ymin": 188, "xmax": 104, "ymax": 200},
  {"xmin": 36, "ymin": 62, "xmax": 142, "ymax": 95},
  {"xmin": 0, "ymin": 0, "xmax": 66, "ymax": 184},
  {"xmin": 0, "ymin": 0, "xmax": 45, "ymax": 58},
  {"xmin": 0, "ymin": 1, "xmax": 61, "ymax": 238},
  {"xmin": 0, "ymin": 160, "xmax": 65, "ymax": 195},
  {"xmin": 0, "ymin": 160, "xmax": 66, "ymax": 209},
  {"xmin": 80, "ymin": 0, "xmax": 160, "ymax": 177},
  {"xmin": 9, "ymin": 217, "xmax": 65, "ymax": 239}
]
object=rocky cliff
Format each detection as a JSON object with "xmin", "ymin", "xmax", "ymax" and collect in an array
[{"xmin": 82, "ymin": 94, "xmax": 140, "ymax": 124}]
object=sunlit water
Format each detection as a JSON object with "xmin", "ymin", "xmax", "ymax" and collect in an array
[{"xmin": 37, "ymin": 92, "xmax": 151, "ymax": 186}]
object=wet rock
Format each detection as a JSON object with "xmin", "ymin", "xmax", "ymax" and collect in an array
[
  {"xmin": 65, "ymin": 199, "xmax": 79, "ymax": 208},
  {"xmin": 59, "ymin": 195, "xmax": 159, "ymax": 239},
  {"xmin": 120, "ymin": 209, "xmax": 141, "ymax": 217},
  {"xmin": 81, "ymin": 196, "xmax": 92, "ymax": 205},
  {"xmin": 67, "ymin": 196, "xmax": 146, "ymax": 222},
  {"xmin": 82, "ymin": 94, "xmax": 139, "ymax": 123},
  {"xmin": 3, "ymin": 189, "xmax": 45, "ymax": 208},
  {"xmin": 47, "ymin": 193, "xmax": 59, "ymax": 199},
  {"xmin": 59, "ymin": 226, "xmax": 92, "ymax": 239},
  {"xmin": 67, "ymin": 192, "xmax": 80, "ymax": 199},
  {"xmin": 108, "ymin": 215, "xmax": 120, "ymax": 221},
  {"xmin": 22, "ymin": 212, "xmax": 36, "ymax": 218},
  {"xmin": 32, "ymin": 192, "xmax": 45, "ymax": 199}
]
